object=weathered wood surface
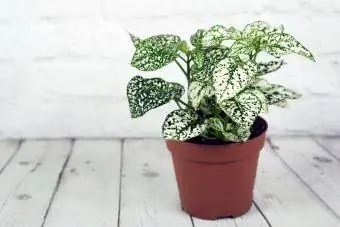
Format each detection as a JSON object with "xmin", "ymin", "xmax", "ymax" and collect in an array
[
  {"xmin": 0, "ymin": 138, "xmax": 339, "ymax": 227},
  {"xmin": 43, "ymin": 140, "xmax": 121, "ymax": 227}
]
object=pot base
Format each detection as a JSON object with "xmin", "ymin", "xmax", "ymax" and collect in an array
[{"xmin": 182, "ymin": 202, "xmax": 252, "ymax": 220}]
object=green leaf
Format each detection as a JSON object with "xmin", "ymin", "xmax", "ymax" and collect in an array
[
  {"xmin": 207, "ymin": 118, "xmax": 251, "ymax": 142},
  {"xmin": 256, "ymin": 83, "xmax": 301, "ymax": 104},
  {"xmin": 191, "ymin": 49, "xmax": 205, "ymax": 70},
  {"xmin": 207, "ymin": 118, "xmax": 225, "ymax": 132},
  {"xmin": 213, "ymin": 57, "xmax": 257, "ymax": 103},
  {"xmin": 131, "ymin": 35, "xmax": 182, "ymax": 71},
  {"xmin": 263, "ymin": 33, "xmax": 315, "ymax": 61},
  {"xmin": 127, "ymin": 76, "xmax": 184, "ymax": 118},
  {"xmin": 189, "ymin": 47, "xmax": 228, "ymax": 106},
  {"xmin": 250, "ymin": 89, "xmax": 268, "ymax": 113},
  {"xmin": 188, "ymin": 81, "xmax": 214, "ymax": 108},
  {"xmin": 223, "ymin": 127, "xmax": 251, "ymax": 142},
  {"xmin": 258, "ymin": 60, "xmax": 284, "ymax": 76},
  {"xmin": 178, "ymin": 40, "xmax": 190, "ymax": 54},
  {"xmin": 190, "ymin": 29, "xmax": 206, "ymax": 48},
  {"xmin": 201, "ymin": 25, "xmax": 241, "ymax": 47},
  {"xmin": 274, "ymin": 99, "xmax": 289, "ymax": 108},
  {"xmin": 220, "ymin": 90, "xmax": 263, "ymax": 129},
  {"xmin": 129, "ymin": 33, "xmax": 142, "ymax": 47},
  {"xmin": 162, "ymin": 109, "xmax": 207, "ymax": 141},
  {"xmin": 242, "ymin": 21, "xmax": 283, "ymax": 40}
]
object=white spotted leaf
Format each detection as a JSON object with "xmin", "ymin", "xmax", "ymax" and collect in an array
[
  {"xmin": 201, "ymin": 25, "xmax": 241, "ymax": 47},
  {"xmin": 131, "ymin": 34, "xmax": 182, "ymax": 71},
  {"xmin": 258, "ymin": 60, "xmax": 284, "ymax": 76},
  {"xmin": 213, "ymin": 58, "xmax": 257, "ymax": 103},
  {"xmin": 257, "ymin": 83, "xmax": 302, "ymax": 105},
  {"xmin": 127, "ymin": 76, "xmax": 184, "ymax": 118},
  {"xmin": 263, "ymin": 33, "xmax": 315, "ymax": 61},
  {"xmin": 188, "ymin": 81, "xmax": 214, "ymax": 108},
  {"xmin": 220, "ymin": 90, "xmax": 263, "ymax": 129},
  {"xmin": 162, "ymin": 109, "xmax": 207, "ymax": 141}
]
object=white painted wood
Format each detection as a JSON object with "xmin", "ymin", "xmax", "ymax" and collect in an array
[
  {"xmin": 0, "ymin": 140, "xmax": 19, "ymax": 172},
  {"xmin": 193, "ymin": 205, "xmax": 268, "ymax": 227},
  {"xmin": 269, "ymin": 137, "xmax": 340, "ymax": 218},
  {"xmin": 254, "ymin": 142, "xmax": 340, "ymax": 227},
  {"xmin": 43, "ymin": 139, "xmax": 121, "ymax": 227},
  {"xmin": 120, "ymin": 139, "xmax": 193, "ymax": 227},
  {"xmin": 0, "ymin": 140, "xmax": 71, "ymax": 227},
  {"xmin": 313, "ymin": 137, "xmax": 340, "ymax": 161}
]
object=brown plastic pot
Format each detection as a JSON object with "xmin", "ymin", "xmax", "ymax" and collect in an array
[{"xmin": 166, "ymin": 117, "xmax": 267, "ymax": 220}]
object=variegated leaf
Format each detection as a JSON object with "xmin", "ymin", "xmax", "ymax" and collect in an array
[
  {"xmin": 129, "ymin": 33, "xmax": 141, "ymax": 46},
  {"xmin": 242, "ymin": 21, "xmax": 283, "ymax": 40},
  {"xmin": 257, "ymin": 84, "xmax": 302, "ymax": 104},
  {"xmin": 213, "ymin": 58, "xmax": 257, "ymax": 103},
  {"xmin": 206, "ymin": 118, "xmax": 251, "ymax": 142},
  {"xmin": 131, "ymin": 34, "xmax": 181, "ymax": 71},
  {"xmin": 250, "ymin": 89, "xmax": 268, "ymax": 113},
  {"xmin": 228, "ymin": 39, "xmax": 253, "ymax": 58},
  {"xmin": 263, "ymin": 33, "xmax": 315, "ymax": 61},
  {"xmin": 201, "ymin": 25, "xmax": 241, "ymax": 47},
  {"xmin": 220, "ymin": 90, "xmax": 263, "ymax": 129},
  {"xmin": 188, "ymin": 81, "xmax": 214, "ymax": 108},
  {"xmin": 190, "ymin": 47, "xmax": 228, "ymax": 106},
  {"xmin": 190, "ymin": 29, "xmax": 206, "ymax": 47},
  {"xmin": 162, "ymin": 109, "xmax": 207, "ymax": 141},
  {"xmin": 207, "ymin": 118, "xmax": 225, "ymax": 132},
  {"xmin": 191, "ymin": 49, "xmax": 205, "ymax": 70},
  {"xmin": 274, "ymin": 99, "xmax": 289, "ymax": 108},
  {"xmin": 223, "ymin": 127, "xmax": 251, "ymax": 142},
  {"xmin": 127, "ymin": 76, "xmax": 184, "ymax": 118},
  {"xmin": 258, "ymin": 60, "xmax": 284, "ymax": 76}
]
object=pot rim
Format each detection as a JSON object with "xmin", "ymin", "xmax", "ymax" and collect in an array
[{"xmin": 166, "ymin": 116, "xmax": 268, "ymax": 147}]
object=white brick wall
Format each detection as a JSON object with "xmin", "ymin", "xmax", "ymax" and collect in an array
[{"xmin": 1, "ymin": 0, "xmax": 340, "ymax": 138}]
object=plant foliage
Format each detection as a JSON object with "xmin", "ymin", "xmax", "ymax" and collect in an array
[{"xmin": 126, "ymin": 21, "xmax": 314, "ymax": 142}]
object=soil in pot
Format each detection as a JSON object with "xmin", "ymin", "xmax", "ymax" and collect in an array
[{"xmin": 166, "ymin": 117, "xmax": 268, "ymax": 220}]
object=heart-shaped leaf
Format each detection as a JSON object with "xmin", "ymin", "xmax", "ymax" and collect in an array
[
  {"xmin": 162, "ymin": 109, "xmax": 207, "ymax": 141},
  {"xmin": 213, "ymin": 57, "xmax": 257, "ymax": 103},
  {"xmin": 130, "ymin": 34, "xmax": 182, "ymax": 71},
  {"xmin": 220, "ymin": 90, "xmax": 264, "ymax": 129},
  {"xmin": 127, "ymin": 76, "xmax": 184, "ymax": 118}
]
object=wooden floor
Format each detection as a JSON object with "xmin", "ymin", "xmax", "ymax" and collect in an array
[{"xmin": 0, "ymin": 137, "xmax": 339, "ymax": 227}]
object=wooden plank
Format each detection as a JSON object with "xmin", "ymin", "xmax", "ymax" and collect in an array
[
  {"xmin": 0, "ymin": 140, "xmax": 71, "ymax": 227},
  {"xmin": 193, "ymin": 205, "xmax": 269, "ymax": 227},
  {"xmin": 43, "ymin": 139, "xmax": 121, "ymax": 227},
  {"xmin": 254, "ymin": 141, "xmax": 340, "ymax": 227},
  {"xmin": 120, "ymin": 139, "xmax": 193, "ymax": 227},
  {"xmin": 313, "ymin": 137, "xmax": 340, "ymax": 162},
  {"xmin": 269, "ymin": 137, "xmax": 340, "ymax": 219},
  {"xmin": 0, "ymin": 140, "xmax": 20, "ymax": 174}
]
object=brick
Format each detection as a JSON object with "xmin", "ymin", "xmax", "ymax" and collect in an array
[
  {"xmin": 30, "ymin": 20, "xmax": 65, "ymax": 58},
  {"xmin": 0, "ymin": 25, "xmax": 15, "ymax": 59},
  {"xmin": 31, "ymin": 0, "xmax": 100, "ymax": 18},
  {"xmin": 34, "ymin": 59, "xmax": 133, "ymax": 97},
  {"xmin": 53, "ymin": 18, "xmax": 94, "ymax": 57}
]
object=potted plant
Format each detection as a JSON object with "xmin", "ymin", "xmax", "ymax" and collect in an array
[{"xmin": 126, "ymin": 21, "xmax": 314, "ymax": 220}]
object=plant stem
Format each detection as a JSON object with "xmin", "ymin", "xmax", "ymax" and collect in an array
[
  {"xmin": 175, "ymin": 98, "xmax": 193, "ymax": 110},
  {"xmin": 186, "ymin": 53, "xmax": 192, "ymax": 106},
  {"xmin": 186, "ymin": 53, "xmax": 191, "ymax": 81},
  {"xmin": 179, "ymin": 55, "xmax": 187, "ymax": 63},
  {"xmin": 174, "ymin": 59, "xmax": 189, "ymax": 82},
  {"xmin": 174, "ymin": 100, "xmax": 183, "ymax": 109}
]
